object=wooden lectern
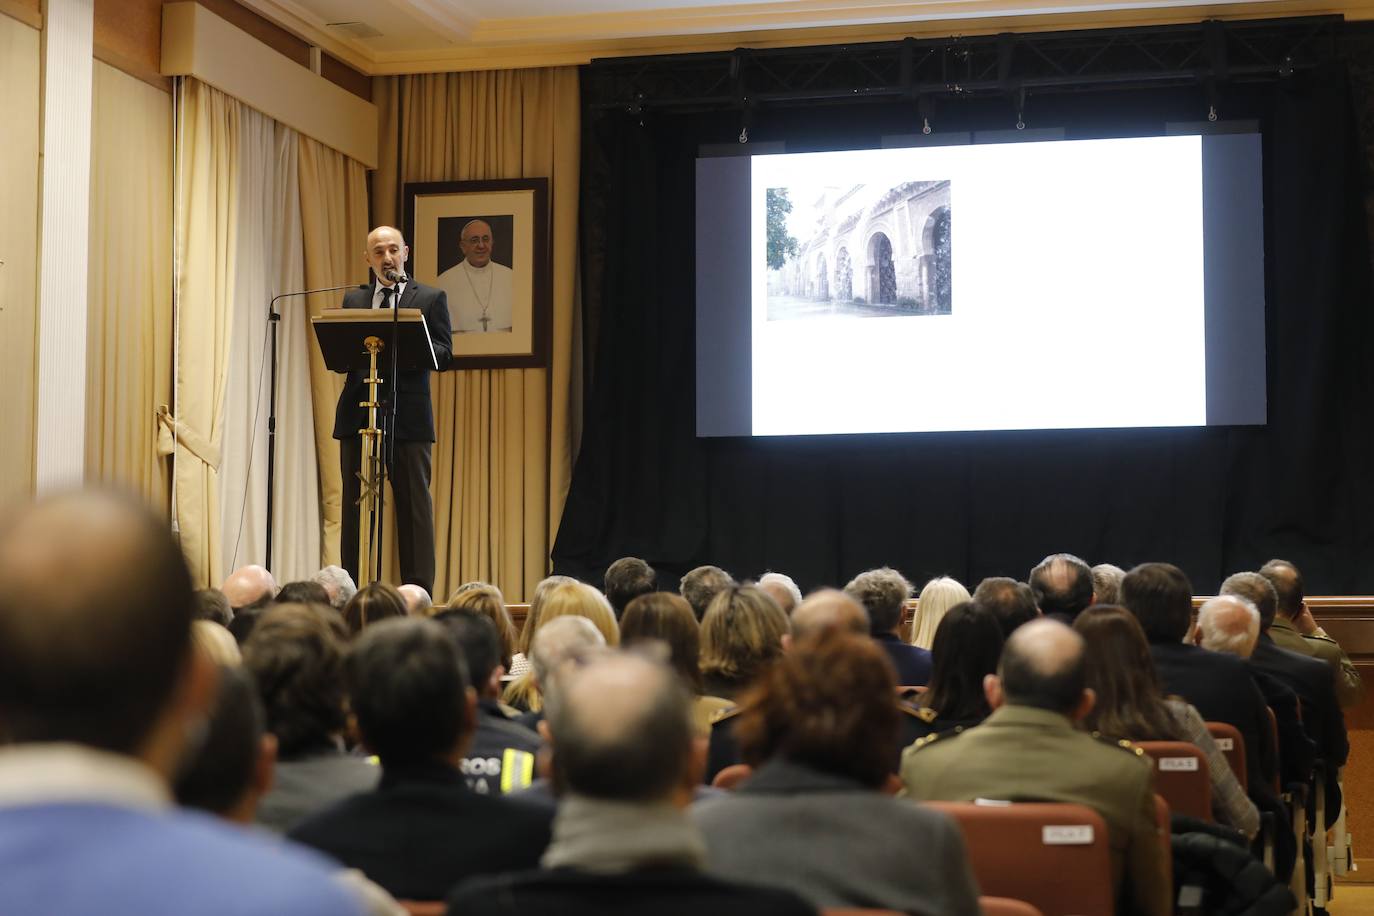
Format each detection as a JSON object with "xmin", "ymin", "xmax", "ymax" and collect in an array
[{"xmin": 312, "ymin": 308, "xmax": 437, "ymax": 586}]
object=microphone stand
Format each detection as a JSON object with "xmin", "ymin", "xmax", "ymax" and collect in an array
[
  {"xmin": 265, "ymin": 282, "xmax": 363, "ymax": 573},
  {"xmin": 376, "ymin": 272, "xmax": 405, "ymax": 581}
]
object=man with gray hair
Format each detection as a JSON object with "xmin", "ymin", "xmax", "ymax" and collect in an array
[
  {"xmin": 1091, "ymin": 563, "xmax": 1126, "ymax": 606},
  {"xmin": 680, "ymin": 565, "xmax": 736, "ymax": 621},
  {"xmin": 311, "ymin": 565, "xmax": 357, "ymax": 610},
  {"xmin": 447, "ymin": 652, "xmax": 814, "ymax": 916},
  {"xmin": 844, "ymin": 567, "xmax": 930, "ymax": 686},
  {"xmin": 1194, "ymin": 595, "xmax": 1261, "ymax": 658},
  {"xmin": 1196, "ymin": 594, "xmax": 1315, "ymax": 804},
  {"xmin": 756, "ymin": 572, "xmax": 803, "ymax": 617},
  {"xmin": 514, "ymin": 616, "xmax": 608, "ymax": 733}
]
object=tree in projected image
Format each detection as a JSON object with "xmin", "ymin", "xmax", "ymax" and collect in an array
[{"xmin": 766, "ymin": 188, "xmax": 800, "ymax": 270}]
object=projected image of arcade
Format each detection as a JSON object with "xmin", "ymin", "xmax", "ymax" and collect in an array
[{"xmin": 765, "ymin": 180, "xmax": 952, "ymax": 321}]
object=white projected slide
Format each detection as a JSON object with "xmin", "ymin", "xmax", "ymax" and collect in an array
[{"xmin": 749, "ymin": 136, "xmax": 1207, "ymax": 435}]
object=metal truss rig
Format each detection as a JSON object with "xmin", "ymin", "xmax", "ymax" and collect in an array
[{"xmin": 583, "ymin": 17, "xmax": 1339, "ymax": 114}]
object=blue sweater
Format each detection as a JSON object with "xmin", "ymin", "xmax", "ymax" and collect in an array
[{"xmin": 0, "ymin": 802, "xmax": 363, "ymax": 916}]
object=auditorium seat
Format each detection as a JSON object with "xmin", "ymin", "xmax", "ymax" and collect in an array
[
  {"xmin": 398, "ymin": 902, "xmax": 444, "ymax": 916},
  {"xmin": 1134, "ymin": 741, "xmax": 1212, "ymax": 822},
  {"xmin": 979, "ymin": 898, "xmax": 1045, "ymax": 916},
  {"xmin": 711, "ymin": 763, "xmax": 753, "ymax": 790},
  {"xmin": 1203, "ymin": 721, "xmax": 1247, "ymax": 788},
  {"xmin": 923, "ymin": 801, "xmax": 1114, "ymax": 916}
]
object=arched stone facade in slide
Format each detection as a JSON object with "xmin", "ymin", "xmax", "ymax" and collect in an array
[{"xmin": 773, "ymin": 180, "xmax": 952, "ymax": 317}]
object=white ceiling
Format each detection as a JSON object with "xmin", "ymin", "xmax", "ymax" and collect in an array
[{"xmin": 233, "ymin": 0, "xmax": 1366, "ymax": 75}]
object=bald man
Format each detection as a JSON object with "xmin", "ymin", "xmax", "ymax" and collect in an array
[
  {"xmin": 333, "ymin": 226, "xmax": 452, "ymax": 597},
  {"xmin": 0, "ymin": 490, "xmax": 364, "ymax": 916},
  {"xmin": 901, "ymin": 619, "xmax": 1169, "ymax": 916},
  {"xmin": 789, "ymin": 588, "xmax": 868, "ymax": 640},
  {"xmin": 222, "ymin": 564, "xmax": 276, "ymax": 612},
  {"xmin": 435, "ymin": 219, "xmax": 514, "ymax": 334}
]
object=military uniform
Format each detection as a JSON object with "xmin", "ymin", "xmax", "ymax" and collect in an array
[
  {"xmin": 1268, "ymin": 616, "xmax": 1364, "ymax": 708},
  {"xmin": 900, "ymin": 704, "xmax": 1169, "ymax": 916},
  {"xmin": 463, "ymin": 699, "xmax": 543, "ymax": 795}
]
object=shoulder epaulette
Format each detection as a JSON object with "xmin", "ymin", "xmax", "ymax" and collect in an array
[
  {"xmin": 1094, "ymin": 734, "xmax": 1146, "ymax": 757},
  {"xmin": 909, "ymin": 731, "xmax": 945, "ymax": 752},
  {"xmin": 710, "ymin": 706, "xmax": 741, "ymax": 726},
  {"xmin": 915, "ymin": 707, "xmax": 938, "ymax": 723}
]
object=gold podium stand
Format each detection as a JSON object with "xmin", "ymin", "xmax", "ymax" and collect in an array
[{"xmin": 312, "ymin": 308, "xmax": 437, "ymax": 586}]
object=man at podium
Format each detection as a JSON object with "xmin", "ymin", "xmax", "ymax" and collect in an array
[{"xmin": 332, "ymin": 225, "xmax": 452, "ymax": 596}]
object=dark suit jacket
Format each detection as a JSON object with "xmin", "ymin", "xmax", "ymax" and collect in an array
[
  {"xmin": 1149, "ymin": 641, "xmax": 1276, "ymax": 794},
  {"xmin": 287, "ymin": 760, "xmax": 552, "ymax": 901},
  {"xmin": 331, "ymin": 280, "xmax": 453, "ymax": 443},
  {"xmin": 874, "ymin": 633, "xmax": 932, "ymax": 686},
  {"xmin": 447, "ymin": 867, "xmax": 817, "ymax": 916},
  {"xmin": 1251, "ymin": 635, "xmax": 1347, "ymax": 816}
]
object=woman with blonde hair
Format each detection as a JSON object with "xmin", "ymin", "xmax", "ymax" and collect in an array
[
  {"xmin": 699, "ymin": 585, "xmax": 790, "ymax": 701},
  {"xmin": 446, "ymin": 582, "xmax": 516, "ymax": 670},
  {"xmin": 502, "ymin": 580, "xmax": 618, "ymax": 711},
  {"xmin": 910, "ymin": 576, "xmax": 971, "ymax": 650},
  {"xmin": 508, "ymin": 574, "xmax": 577, "ymax": 678}
]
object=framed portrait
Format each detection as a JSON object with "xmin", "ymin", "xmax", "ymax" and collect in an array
[{"xmin": 404, "ymin": 178, "xmax": 551, "ymax": 369}]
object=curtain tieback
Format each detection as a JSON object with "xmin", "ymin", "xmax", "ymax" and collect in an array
[{"xmin": 156, "ymin": 405, "xmax": 222, "ymax": 470}]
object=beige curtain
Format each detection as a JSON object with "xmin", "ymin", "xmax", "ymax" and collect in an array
[
  {"xmin": 173, "ymin": 79, "xmax": 239, "ymax": 586},
  {"xmin": 173, "ymin": 77, "xmax": 373, "ymax": 587},
  {"xmin": 297, "ymin": 138, "xmax": 369, "ymax": 567},
  {"xmin": 372, "ymin": 68, "xmax": 580, "ymax": 602},
  {"xmin": 86, "ymin": 61, "xmax": 173, "ymax": 511},
  {"xmin": 0, "ymin": 13, "xmax": 41, "ymax": 504}
]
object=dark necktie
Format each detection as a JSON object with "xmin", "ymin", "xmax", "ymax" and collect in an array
[{"xmin": 380, "ymin": 286, "xmax": 396, "ymax": 309}]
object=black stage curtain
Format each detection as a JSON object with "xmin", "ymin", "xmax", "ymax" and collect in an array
[{"xmin": 553, "ymin": 60, "xmax": 1374, "ymax": 596}]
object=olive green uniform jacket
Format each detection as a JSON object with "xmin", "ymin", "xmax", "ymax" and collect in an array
[
  {"xmin": 1267, "ymin": 616, "xmax": 1364, "ymax": 708},
  {"xmin": 899, "ymin": 704, "xmax": 1169, "ymax": 916}
]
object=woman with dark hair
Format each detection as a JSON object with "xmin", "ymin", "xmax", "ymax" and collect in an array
[
  {"xmin": 691, "ymin": 630, "xmax": 980, "ymax": 915},
  {"xmin": 621, "ymin": 591, "xmax": 731, "ymax": 735},
  {"xmin": 907, "ymin": 601, "xmax": 1004, "ymax": 742},
  {"xmin": 341, "ymin": 582, "xmax": 407, "ymax": 637},
  {"xmin": 1074, "ymin": 605, "xmax": 1259, "ymax": 839}
]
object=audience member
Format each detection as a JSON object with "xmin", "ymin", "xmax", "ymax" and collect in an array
[
  {"xmin": 514, "ymin": 616, "xmax": 609, "ymax": 733},
  {"xmin": 1221, "ymin": 571, "xmax": 1347, "ymax": 813},
  {"xmin": 621, "ymin": 591, "xmax": 729, "ymax": 734},
  {"xmin": 436, "ymin": 609, "xmax": 544, "ymax": 795},
  {"xmin": 1074, "ymin": 606, "xmax": 1259, "ymax": 838},
  {"xmin": 192, "ymin": 618, "xmax": 243, "ymax": 667},
  {"xmin": 1259, "ymin": 559, "xmax": 1364, "ymax": 707},
  {"xmin": 910, "ymin": 575, "xmax": 971, "ymax": 651},
  {"xmin": 194, "ymin": 586, "xmax": 233, "ymax": 626},
  {"xmin": 901, "ymin": 618, "xmax": 1170, "ymax": 916},
  {"xmin": 756, "ymin": 571, "xmax": 803, "ymax": 617},
  {"xmin": 223, "ymin": 563, "xmax": 277, "ymax": 612},
  {"xmin": 343, "ymin": 582, "xmax": 408, "ymax": 637},
  {"xmin": 242, "ymin": 603, "xmax": 378, "ymax": 832},
  {"xmin": 312, "ymin": 565, "xmax": 358, "ymax": 610},
  {"xmin": 908, "ymin": 601, "xmax": 1003, "ymax": 741},
  {"xmin": 510, "ymin": 574, "xmax": 578, "ymax": 678},
  {"xmin": 681, "ymin": 565, "xmax": 737, "ymax": 621},
  {"xmin": 504, "ymin": 581, "xmax": 619, "ymax": 711},
  {"xmin": 173, "ymin": 667, "xmax": 402, "ymax": 916},
  {"xmin": 290, "ymin": 618, "xmax": 552, "ymax": 900},
  {"xmin": 277, "ymin": 580, "xmax": 332, "ymax": 606},
  {"xmin": 0, "ymin": 490, "xmax": 363, "ymax": 916},
  {"xmin": 788, "ymin": 589, "xmax": 869, "ymax": 640},
  {"xmin": 692, "ymin": 631, "xmax": 979, "ymax": 914},
  {"xmin": 448, "ymin": 582, "xmax": 516, "ymax": 668},
  {"xmin": 1092, "ymin": 563, "xmax": 1126, "ymax": 605},
  {"xmin": 1120, "ymin": 563, "xmax": 1277, "ymax": 797},
  {"xmin": 448, "ymin": 652, "xmax": 815, "ymax": 916},
  {"xmin": 972, "ymin": 576, "xmax": 1040, "ymax": 636},
  {"xmin": 604, "ymin": 556, "xmax": 657, "ymax": 618},
  {"xmin": 397, "ymin": 584, "xmax": 432, "ymax": 615},
  {"xmin": 1027, "ymin": 553, "xmax": 1095, "ymax": 623},
  {"xmin": 700, "ymin": 585, "xmax": 790, "ymax": 702},
  {"xmin": 1195, "ymin": 595, "xmax": 1316, "ymax": 792},
  {"xmin": 844, "ymin": 567, "xmax": 932, "ymax": 686}
]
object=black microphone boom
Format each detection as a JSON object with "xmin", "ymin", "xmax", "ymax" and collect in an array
[{"xmin": 264, "ymin": 281, "xmax": 365, "ymax": 573}]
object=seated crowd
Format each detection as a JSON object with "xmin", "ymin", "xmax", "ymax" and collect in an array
[{"xmin": 0, "ymin": 490, "xmax": 1360, "ymax": 915}]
